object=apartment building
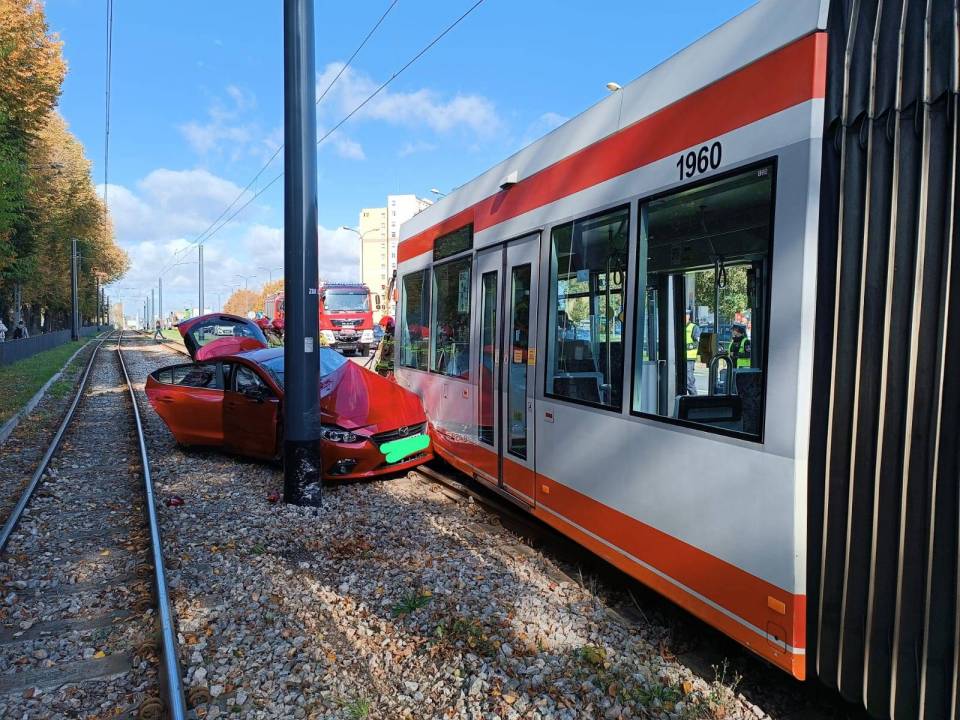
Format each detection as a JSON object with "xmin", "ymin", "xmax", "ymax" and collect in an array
[{"xmin": 358, "ymin": 194, "xmax": 431, "ymax": 320}]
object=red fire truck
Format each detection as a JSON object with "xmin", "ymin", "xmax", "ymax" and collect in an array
[{"xmin": 263, "ymin": 283, "xmax": 376, "ymax": 356}]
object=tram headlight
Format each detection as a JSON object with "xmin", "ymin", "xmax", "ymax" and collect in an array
[
  {"xmin": 319, "ymin": 425, "xmax": 359, "ymax": 443},
  {"xmin": 360, "ymin": 329, "xmax": 373, "ymax": 343}
]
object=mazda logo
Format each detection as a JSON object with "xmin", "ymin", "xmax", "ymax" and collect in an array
[{"xmin": 398, "ymin": 425, "xmax": 410, "ymax": 437}]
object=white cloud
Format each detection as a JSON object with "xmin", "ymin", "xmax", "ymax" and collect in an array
[
  {"xmin": 101, "ymin": 168, "xmax": 268, "ymax": 312},
  {"xmin": 318, "ymin": 129, "xmax": 365, "ymax": 160},
  {"xmin": 101, "ymin": 168, "xmax": 362, "ymax": 316},
  {"xmin": 179, "ymin": 85, "xmax": 260, "ymax": 159},
  {"xmin": 241, "ymin": 223, "xmax": 361, "ymax": 284},
  {"xmin": 316, "ymin": 62, "xmax": 503, "ymax": 138},
  {"xmin": 519, "ymin": 111, "xmax": 570, "ymax": 148},
  {"xmin": 103, "ymin": 168, "xmax": 258, "ymax": 247}
]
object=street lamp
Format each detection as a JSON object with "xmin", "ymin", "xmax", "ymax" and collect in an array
[
  {"xmin": 234, "ymin": 274, "xmax": 256, "ymax": 289},
  {"xmin": 258, "ymin": 266, "xmax": 283, "ymax": 283},
  {"xmin": 429, "ymin": 188, "xmax": 446, "ymax": 198},
  {"xmin": 340, "ymin": 226, "xmax": 379, "ymax": 237}
]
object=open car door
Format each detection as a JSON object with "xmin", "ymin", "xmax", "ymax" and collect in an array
[
  {"xmin": 222, "ymin": 361, "xmax": 280, "ymax": 459},
  {"xmin": 145, "ymin": 362, "xmax": 225, "ymax": 446},
  {"xmin": 178, "ymin": 313, "xmax": 268, "ymax": 361}
]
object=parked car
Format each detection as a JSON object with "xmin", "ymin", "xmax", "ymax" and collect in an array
[{"xmin": 146, "ymin": 314, "xmax": 432, "ymax": 480}]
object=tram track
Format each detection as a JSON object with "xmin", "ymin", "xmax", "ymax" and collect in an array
[{"xmin": 0, "ymin": 331, "xmax": 187, "ymax": 719}]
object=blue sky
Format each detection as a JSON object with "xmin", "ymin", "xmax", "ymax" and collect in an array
[{"xmin": 45, "ymin": 0, "xmax": 754, "ymax": 316}]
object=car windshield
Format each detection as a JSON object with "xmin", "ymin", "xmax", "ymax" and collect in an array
[
  {"xmin": 325, "ymin": 291, "xmax": 369, "ymax": 312},
  {"xmin": 259, "ymin": 348, "xmax": 348, "ymax": 389}
]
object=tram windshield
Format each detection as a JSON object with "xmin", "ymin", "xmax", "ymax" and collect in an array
[{"xmin": 633, "ymin": 164, "xmax": 773, "ymax": 439}]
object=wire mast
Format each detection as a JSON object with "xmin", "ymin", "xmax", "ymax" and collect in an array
[{"xmin": 282, "ymin": 0, "xmax": 322, "ymax": 505}]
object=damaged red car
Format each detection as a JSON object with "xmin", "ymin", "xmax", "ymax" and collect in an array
[{"xmin": 145, "ymin": 313, "xmax": 432, "ymax": 479}]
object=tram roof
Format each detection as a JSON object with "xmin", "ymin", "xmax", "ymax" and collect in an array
[{"xmin": 399, "ymin": 0, "xmax": 828, "ymax": 248}]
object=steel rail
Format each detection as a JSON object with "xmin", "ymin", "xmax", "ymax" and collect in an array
[
  {"xmin": 0, "ymin": 331, "xmax": 115, "ymax": 552},
  {"xmin": 115, "ymin": 331, "xmax": 188, "ymax": 719}
]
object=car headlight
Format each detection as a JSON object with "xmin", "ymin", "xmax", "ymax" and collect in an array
[
  {"xmin": 360, "ymin": 329, "xmax": 373, "ymax": 342},
  {"xmin": 321, "ymin": 330, "xmax": 336, "ymax": 342},
  {"xmin": 319, "ymin": 425, "xmax": 358, "ymax": 443}
]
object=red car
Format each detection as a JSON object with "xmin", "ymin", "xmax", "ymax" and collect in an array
[{"xmin": 145, "ymin": 314, "xmax": 432, "ymax": 479}]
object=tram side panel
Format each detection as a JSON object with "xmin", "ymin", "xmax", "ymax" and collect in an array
[{"xmin": 395, "ymin": 15, "xmax": 831, "ymax": 685}]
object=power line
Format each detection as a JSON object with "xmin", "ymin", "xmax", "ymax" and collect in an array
[
  {"xmin": 195, "ymin": 0, "xmax": 487, "ymax": 249},
  {"xmin": 160, "ymin": 0, "xmax": 400, "ymax": 277},
  {"xmin": 103, "ymin": 0, "xmax": 114, "ymax": 225}
]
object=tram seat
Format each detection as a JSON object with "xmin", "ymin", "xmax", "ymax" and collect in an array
[
  {"xmin": 560, "ymin": 340, "xmax": 598, "ymax": 373},
  {"xmin": 555, "ymin": 340, "xmax": 604, "ymax": 402},
  {"xmin": 674, "ymin": 394, "xmax": 743, "ymax": 432},
  {"xmin": 554, "ymin": 373, "xmax": 604, "ymax": 403},
  {"xmin": 733, "ymin": 368, "xmax": 762, "ymax": 435}
]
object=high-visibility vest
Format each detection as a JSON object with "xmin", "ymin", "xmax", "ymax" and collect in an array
[
  {"xmin": 731, "ymin": 336, "xmax": 751, "ymax": 367},
  {"xmin": 685, "ymin": 323, "xmax": 698, "ymax": 360}
]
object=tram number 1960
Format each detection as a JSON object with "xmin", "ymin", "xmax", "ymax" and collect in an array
[{"xmin": 676, "ymin": 141, "xmax": 722, "ymax": 180}]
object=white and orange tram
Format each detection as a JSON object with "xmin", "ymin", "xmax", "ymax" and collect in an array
[{"xmin": 394, "ymin": 1, "xmax": 958, "ymax": 718}]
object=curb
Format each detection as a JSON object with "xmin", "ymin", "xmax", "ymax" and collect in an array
[{"xmin": 0, "ymin": 337, "xmax": 97, "ymax": 446}]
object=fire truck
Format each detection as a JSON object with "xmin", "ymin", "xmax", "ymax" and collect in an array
[{"xmin": 263, "ymin": 283, "xmax": 376, "ymax": 356}]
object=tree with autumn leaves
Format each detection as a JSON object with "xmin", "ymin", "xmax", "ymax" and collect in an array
[
  {"xmin": 0, "ymin": 0, "xmax": 127, "ymax": 331},
  {"xmin": 224, "ymin": 279, "xmax": 284, "ymax": 317}
]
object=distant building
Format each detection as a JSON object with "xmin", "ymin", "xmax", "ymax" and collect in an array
[
  {"xmin": 358, "ymin": 194, "xmax": 431, "ymax": 320},
  {"xmin": 358, "ymin": 206, "xmax": 388, "ymax": 321}
]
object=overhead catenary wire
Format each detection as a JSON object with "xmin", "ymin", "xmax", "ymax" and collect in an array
[
  {"xmin": 103, "ymin": 0, "xmax": 114, "ymax": 225},
  {"xmin": 158, "ymin": 0, "xmax": 400, "ymax": 278},
  {"xmin": 192, "ymin": 0, "xmax": 487, "ymax": 250}
]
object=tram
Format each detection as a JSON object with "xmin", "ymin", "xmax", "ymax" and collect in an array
[{"xmin": 394, "ymin": 1, "xmax": 958, "ymax": 718}]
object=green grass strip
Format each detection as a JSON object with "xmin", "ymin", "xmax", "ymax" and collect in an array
[{"xmin": 0, "ymin": 339, "xmax": 92, "ymax": 425}]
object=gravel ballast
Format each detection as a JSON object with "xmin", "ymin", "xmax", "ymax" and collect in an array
[
  {"xmin": 119, "ymin": 338, "xmax": 795, "ymax": 720},
  {"xmin": 0, "ymin": 338, "xmax": 159, "ymax": 719}
]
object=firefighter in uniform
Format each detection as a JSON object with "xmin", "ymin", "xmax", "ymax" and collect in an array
[{"xmin": 685, "ymin": 310, "xmax": 700, "ymax": 395}]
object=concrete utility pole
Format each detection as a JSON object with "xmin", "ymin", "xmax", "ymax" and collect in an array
[
  {"xmin": 282, "ymin": 0, "xmax": 322, "ymax": 506},
  {"xmin": 158, "ymin": 277, "xmax": 163, "ymax": 328},
  {"xmin": 151, "ymin": 288, "xmax": 155, "ymax": 328},
  {"xmin": 198, "ymin": 244, "xmax": 204, "ymax": 316},
  {"xmin": 70, "ymin": 239, "xmax": 79, "ymax": 341}
]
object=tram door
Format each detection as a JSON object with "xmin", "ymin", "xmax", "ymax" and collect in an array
[{"xmin": 474, "ymin": 234, "xmax": 540, "ymax": 505}]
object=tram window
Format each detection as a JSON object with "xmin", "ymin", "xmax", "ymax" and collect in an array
[
  {"xmin": 431, "ymin": 257, "xmax": 472, "ymax": 378},
  {"xmin": 546, "ymin": 205, "xmax": 629, "ymax": 409},
  {"xmin": 632, "ymin": 163, "xmax": 774, "ymax": 439},
  {"xmin": 399, "ymin": 269, "xmax": 430, "ymax": 370},
  {"xmin": 434, "ymin": 224, "xmax": 473, "ymax": 261}
]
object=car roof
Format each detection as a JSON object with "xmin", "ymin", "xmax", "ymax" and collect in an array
[{"xmin": 237, "ymin": 347, "xmax": 283, "ymax": 363}]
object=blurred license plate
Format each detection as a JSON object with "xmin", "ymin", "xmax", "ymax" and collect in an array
[{"xmin": 380, "ymin": 433, "xmax": 430, "ymax": 463}]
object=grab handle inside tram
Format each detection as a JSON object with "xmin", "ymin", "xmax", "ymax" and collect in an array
[{"xmin": 708, "ymin": 353, "xmax": 733, "ymax": 396}]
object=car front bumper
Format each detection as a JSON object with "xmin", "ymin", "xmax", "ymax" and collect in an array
[{"xmin": 319, "ymin": 435, "xmax": 432, "ymax": 480}]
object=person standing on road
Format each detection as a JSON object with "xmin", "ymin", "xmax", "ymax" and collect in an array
[
  {"xmin": 729, "ymin": 323, "xmax": 751, "ymax": 368},
  {"xmin": 12, "ymin": 320, "xmax": 28, "ymax": 339},
  {"xmin": 685, "ymin": 310, "xmax": 700, "ymax": 395},
  {"xmin": 154, "ymin": 320, "xmax": 163, "ymax": 342},
  {"xmin": 0, "ymin": 318, "xmax": 7, "ymax": 342}
]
